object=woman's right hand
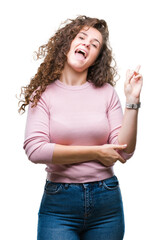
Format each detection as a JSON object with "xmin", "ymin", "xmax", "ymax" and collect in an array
[{"xmin": 96, "ymin": 144, "xmax": 127, "ymax": 167}]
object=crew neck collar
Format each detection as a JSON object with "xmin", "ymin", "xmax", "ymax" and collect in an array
[{"xmin": 54, "ymin": 79, "xmax": 92, "ymax": 90}]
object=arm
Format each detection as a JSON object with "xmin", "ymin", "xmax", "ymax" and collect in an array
[
  {"xmin": 23, "ymin": 91, "xmax": 55, "ymax": 164},
  {"xmin": 52, "ymin": 143, "xmax": 127, "ymax": 165},
  {"xmin": 52, "ymin": 144, "xmax": 98, "ymax": 164},
  {"xmin": 24, "ymin": 89, "xmax": 126, "ymax": 166},
  {"xmin": 118, "ymin": 65, "xmax": 143, "ymax": 153}
]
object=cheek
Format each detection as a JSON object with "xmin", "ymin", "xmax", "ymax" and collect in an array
[
  {"xmin": 67, "ymin": 39, "xmax": 76, "ymax": 53},
  {"xmin": 90, "ymin": 51, "xmax": 100, "ymax": 63},
  {"xmin": 70, "ymin": 38, "xmax": 80, "ymax": 49}
]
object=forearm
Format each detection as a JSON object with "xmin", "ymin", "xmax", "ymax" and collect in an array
[
  {"xmin": 118, "ymin": 107, "xmax": 139, "ymax": 153},
  {"xmin": 52, "ymin": 144, "xmax": 99, "ymax": 164},
  {"xmin": 52, "ymin": 143, "xmax": 127, "ymax": 166},
  {"xmin": 119, "ymin": 64, "xmax": 143, "ymax": 154}
]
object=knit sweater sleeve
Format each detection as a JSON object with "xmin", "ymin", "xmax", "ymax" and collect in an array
[
  {"xmin": 23, "ymin": 91, "xmax": 55, "ymax": 164},
  {"xmin": 107, "ymin": 87, "xmax": 134, "ymax": 160}
]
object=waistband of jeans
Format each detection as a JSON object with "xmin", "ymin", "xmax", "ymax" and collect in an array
[{"xmin": 46, "ymin": 175, "xmax": 118, "ymax": 188}]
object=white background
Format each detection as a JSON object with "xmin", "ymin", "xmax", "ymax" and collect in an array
[{"xmin": 1, "ymin": 0, "xmax": 162, "ymax": 239}]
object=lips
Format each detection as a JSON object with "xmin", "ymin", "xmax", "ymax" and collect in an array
[{"xmin": 75, "ymin": 48, "xmax": 88, "ymax": 59}]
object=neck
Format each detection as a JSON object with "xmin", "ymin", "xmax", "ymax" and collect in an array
[{"xmin": 60, "ymin": 63, "xmax": 88, "ymax": 86}]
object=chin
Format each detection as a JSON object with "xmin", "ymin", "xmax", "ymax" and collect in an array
[
  {"xmin": 68, "ymin": 62, "xmax": 88, "ymax": 73},
  {"xmin": 67, "ymin": 55, "xmax": 92, "ymax": 73},
  {"xmin": 73, "ymin": 67, "xmax": 87, "ymax": 73},
  {"xmin": 74, "ymin": 66, "xmax": 89, "ymax": 73}
]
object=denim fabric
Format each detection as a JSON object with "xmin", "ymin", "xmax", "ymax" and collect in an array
[{"xmin": 37, "ymin": 175, "xmax": 125, "ymax": 240}]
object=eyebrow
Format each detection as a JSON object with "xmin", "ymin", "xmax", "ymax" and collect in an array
[{"xmin": 79, "ymin": 32, "xmax": 101, "ymax": 45}]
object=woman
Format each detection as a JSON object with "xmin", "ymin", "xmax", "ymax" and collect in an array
[{"xmin": 19, "ymin": 15, "xmax": 143, "ymax": 240}]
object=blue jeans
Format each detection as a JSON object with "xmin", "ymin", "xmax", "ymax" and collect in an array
[{"xmin": 37, "ymin": 175, "xmax": 125, "ymax": 240}]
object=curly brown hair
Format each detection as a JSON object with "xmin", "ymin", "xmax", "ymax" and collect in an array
[{"xmin": 18, "ymin": 15, "xmax": 118, "ymax": 114}]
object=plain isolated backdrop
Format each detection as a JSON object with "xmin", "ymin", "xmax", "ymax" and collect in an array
[{"xmin": 1, "ymin": 0, "xmax": 162, "ymax": 239}]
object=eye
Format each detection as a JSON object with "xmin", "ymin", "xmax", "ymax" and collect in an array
[
  {"xmin": 92, "ymin": 44, "xmax": 97, "ymax": 48},
  {"xmin": 79, "ymin": 36, "xmax": 84, "ymax": 40}
]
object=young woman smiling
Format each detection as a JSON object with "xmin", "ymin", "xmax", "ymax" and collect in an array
[{"xmin": 19, "ymin": 15, "xmax": 143, "ymax": 240}]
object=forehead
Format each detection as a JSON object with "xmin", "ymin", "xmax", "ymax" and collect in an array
[{"xmin": 78, "ymin": 26, "xmax": 103, "ymax": 43}]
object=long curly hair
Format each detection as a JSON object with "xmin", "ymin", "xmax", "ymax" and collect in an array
[{"xmin": 18, "ymin": 15, "xmax": 118, "ymax": 114}]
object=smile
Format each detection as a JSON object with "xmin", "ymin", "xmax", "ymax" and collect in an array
[{"xmin": 75, "ymin": 48, "xmax": 88, "ymax": 59}]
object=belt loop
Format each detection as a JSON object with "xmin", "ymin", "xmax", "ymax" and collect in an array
[
  {"xmin": 99, "ymin": 181, "xmax": 103, "ymax": 187},
  {"xmin": 64, "ymin": 183, "xmax": 69, "ymax": 189}
]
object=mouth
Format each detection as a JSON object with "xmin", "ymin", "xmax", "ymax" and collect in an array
[{"xmin": 75, "ymin": 48, "xmax": 88, "ymax": 59}]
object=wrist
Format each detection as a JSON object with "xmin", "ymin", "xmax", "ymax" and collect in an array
[
  {"xmin": 93, "ymin": 145, "xmax": 101, "ymax": 159},
  {"xmin": 126, "ymin": 102, "xmax": 141, "ymax": 110},
  {"xmin": 126, "ymin": 96, "xmax": 140, "ymax": 104}
]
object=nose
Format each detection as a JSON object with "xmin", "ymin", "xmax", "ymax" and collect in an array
[{"xmin": 83, "ymin": 43, "xmax": 90, "ymax": 49}]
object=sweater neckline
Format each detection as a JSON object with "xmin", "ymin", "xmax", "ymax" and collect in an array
[{"xmin": 54, "ymin": 79, "xmax": 92, "ymax": 90}]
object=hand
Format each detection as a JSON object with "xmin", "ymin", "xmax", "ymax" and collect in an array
[
  {"xmin": 97, "ymin": 144, "xmax": 127, "ymax": 167},
  {"xmin": 124, "ymin": 65, "xmax": 143, "ymax": 103}
]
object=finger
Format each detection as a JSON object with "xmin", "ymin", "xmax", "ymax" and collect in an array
[
  {"xmin": 134, "ymin": 74, "xmax": 143, "ymax": 81},
  {"xmin": 126, "ymin": 69, "xmax": 134, "ymax": 78},
  {"xmin": 112, "ymin": 144, "xmax": 127, "ymax": 150},
  {"xmin": 134, "ymin": 73, "xmax": 141, "ymax": 77},
  {"xmin": 135, "ymin": 65, "xmax": 141, "ymax": 73},
  {"xmin": 134, "ymin": 74, "xmax": 142, "ymax": 80},
  {"xmin": 126, "ymin": 70, "xmax": 134, "ymax": 84},
  {"xmin": 117, "ymin": 155, "xmax": 126, "ymax": 164}
]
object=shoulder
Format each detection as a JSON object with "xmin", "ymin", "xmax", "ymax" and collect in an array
[
  {"xmin": 92, "ymin": 82, "xmax": 115, "ymax": 93},
  {"xmin": 44, "ymin": 81, "xmax": 56, "ymax": 93},
  {"xmin": 39, "ymin": 81, "xmax": 57, "ymax": 100},
  {"xmin": 101, "ymin": 82, "xmax": 115, "ymax": 92},
  {"xmin": 95, "ymin": 83, "xmax": 121, "ymax": 108},
  {"xmin": 93, "ymin": 82, "xmax": 118, "ymax": 99}
]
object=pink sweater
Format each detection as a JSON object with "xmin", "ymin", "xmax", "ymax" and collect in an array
[{"xmin": 24, "ymin": 79, "xmax": 133, "ymax": 183}]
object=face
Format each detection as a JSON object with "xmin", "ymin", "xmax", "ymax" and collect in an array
[{"xmin": 66, "ymin": 26, "xmax": 103, "ymax": 73}]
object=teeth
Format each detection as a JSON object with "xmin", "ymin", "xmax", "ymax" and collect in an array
[{"xmin": 75, "ymin": 49, "xmax": 87, "ymax": 58}]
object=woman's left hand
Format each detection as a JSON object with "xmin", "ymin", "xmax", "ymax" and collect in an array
[{"xmin": 124, "ymin": 65, "xmax": 143, "ymax": 103}]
